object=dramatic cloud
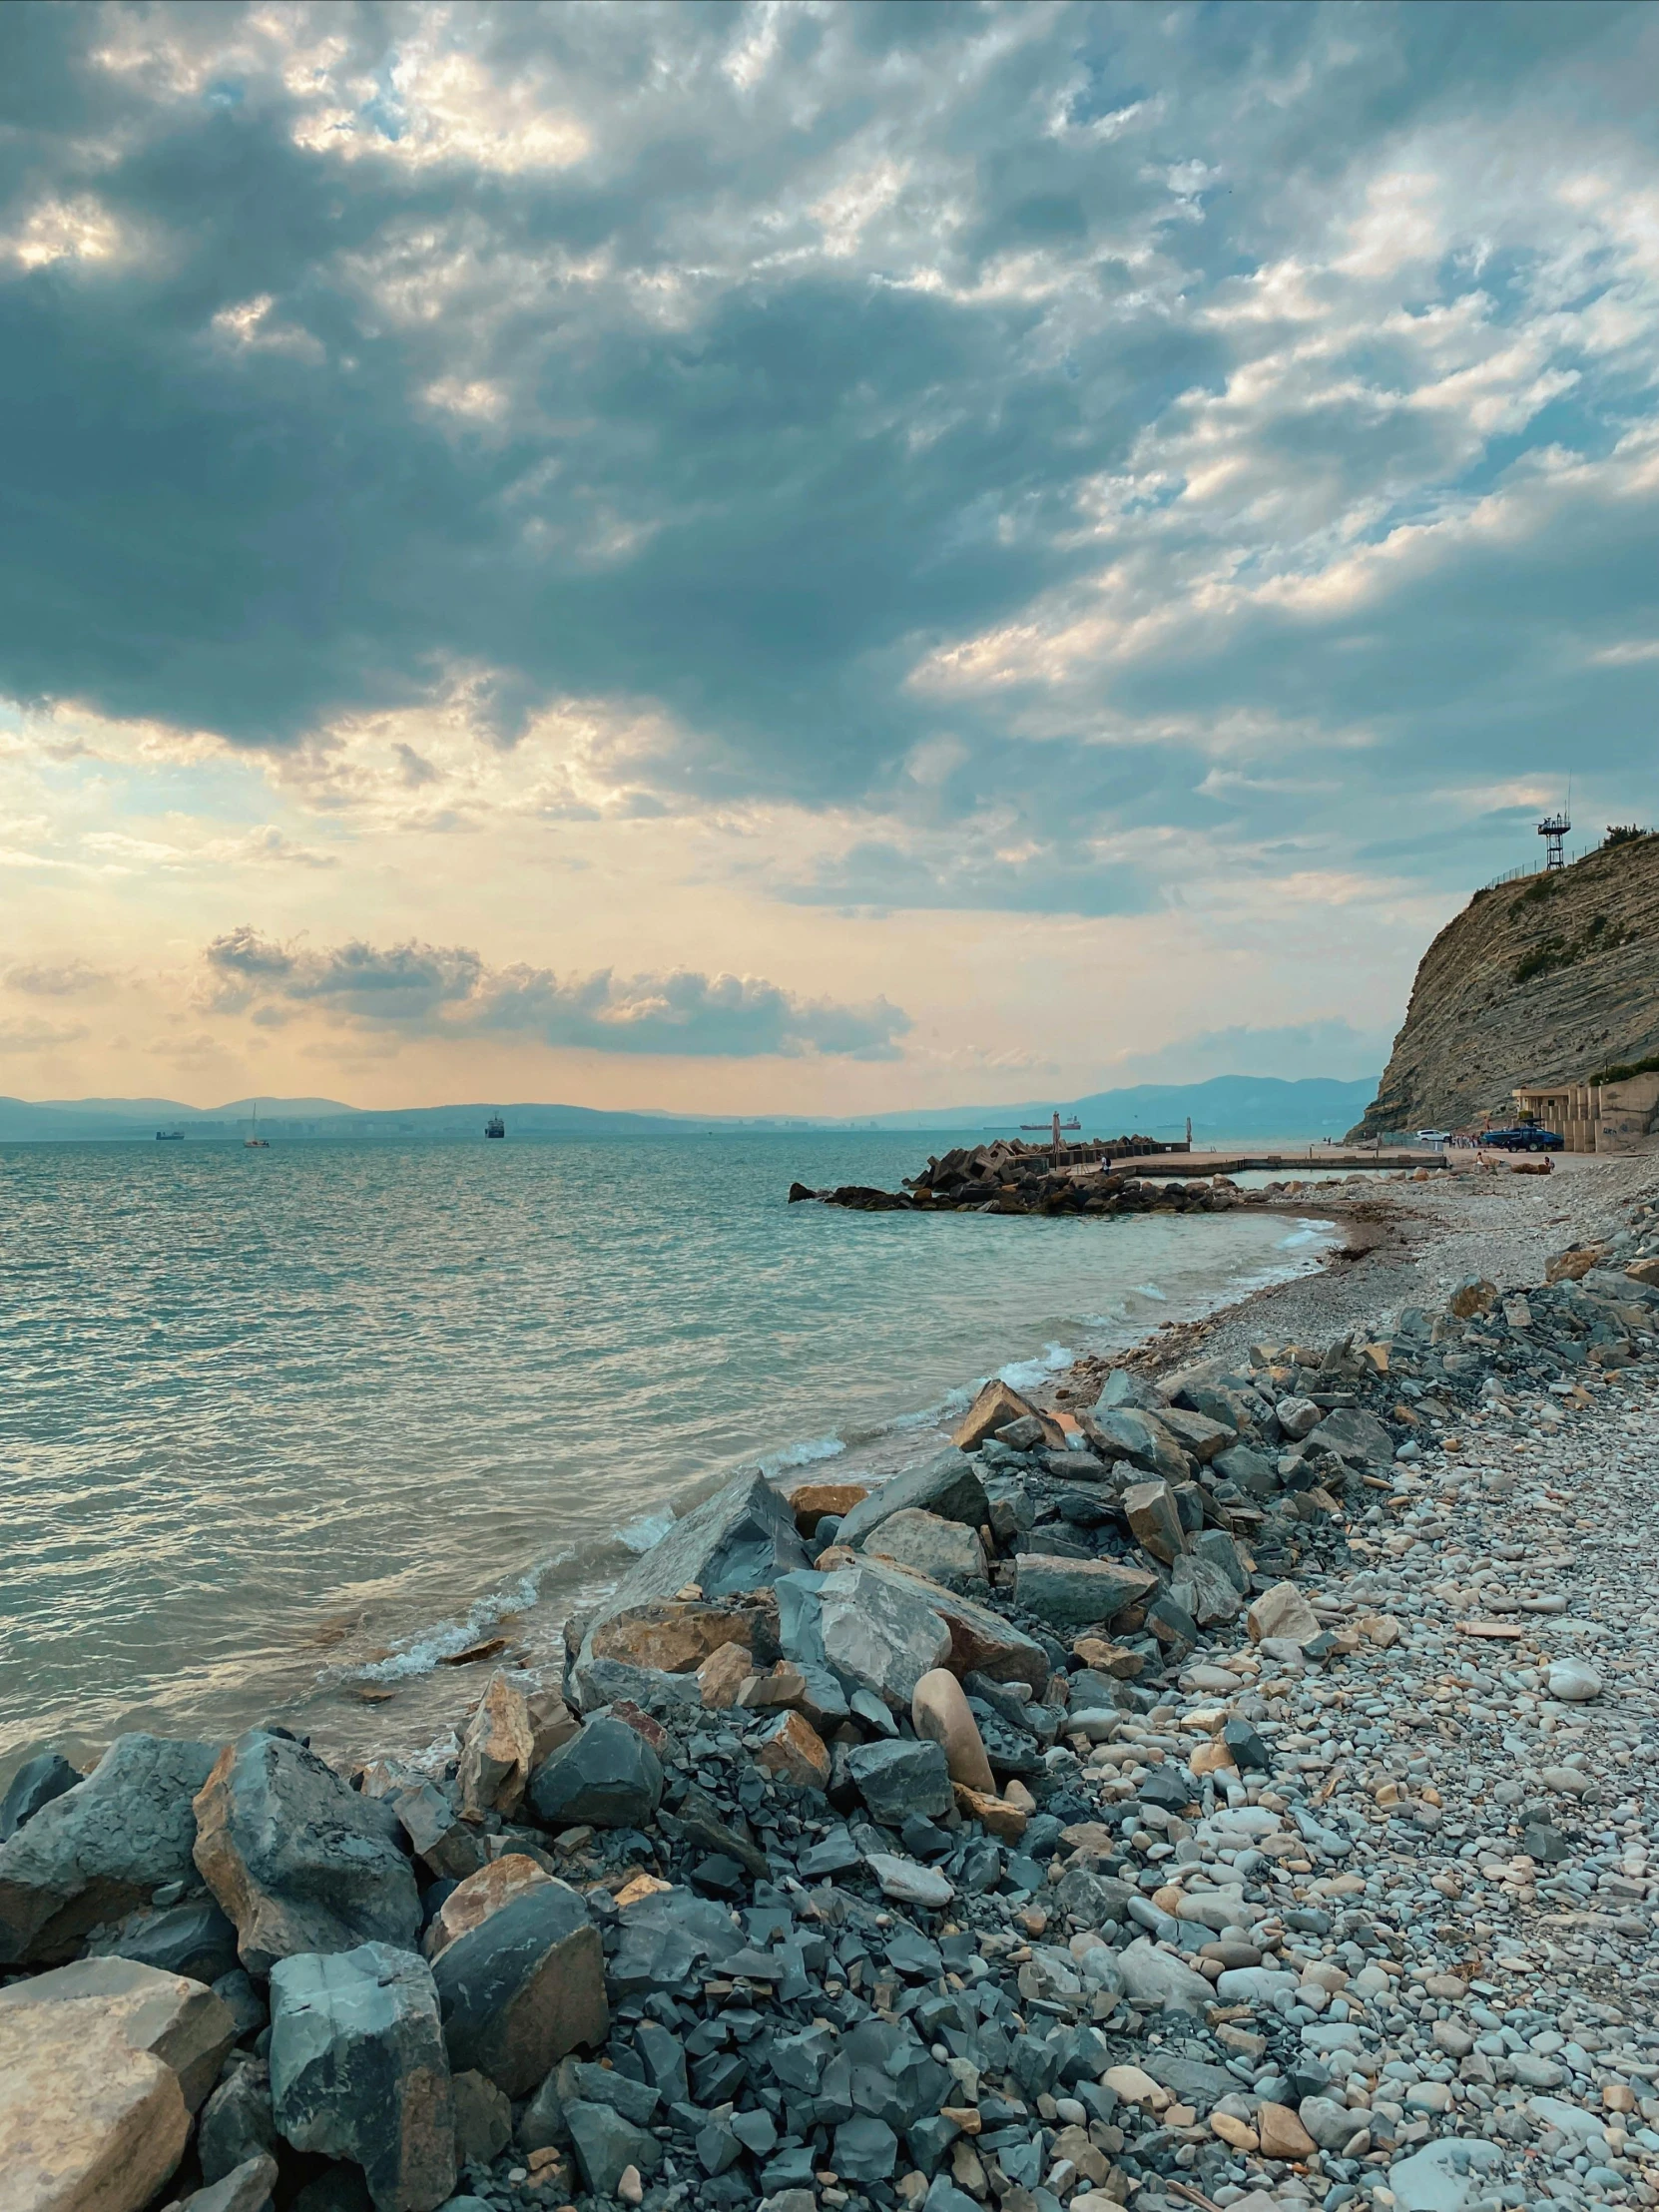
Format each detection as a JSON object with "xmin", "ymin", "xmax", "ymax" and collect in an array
[
  {"xmin": 0, "ymin": 2, "xmax": 1655, "ymax": 1108},
  {"xmin": 200, "ymin": 927, "xmax": 910, "ymax": 1059}
]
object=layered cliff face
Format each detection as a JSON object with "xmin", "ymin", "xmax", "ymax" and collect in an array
[{"xmin": 1350, "ymin": 832, "xmax": 1659, "ymax": 1139}]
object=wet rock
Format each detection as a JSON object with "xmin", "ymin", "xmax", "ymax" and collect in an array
[
  {"xmin": 194, "ymin": 1731, "xmax": 421, "ymax": 1977},
  {"xmin": 199, "ymin": 2057, "xmax": 278, "ymax": 2182},
  {"xmin": 0, "ymin": 1733, "xmax": 218, "ymax": 1967},
  {"xmin": 526, "ymin": 1716, "xmax": 663, "ymax": 1830},
  {"xmin": 1012, "ymin": 1554, "xmax": 1157, "ymax": 1630},
  {"xmin": 0, "ymin": 1952, "xmax": 237, "ymax": 2112},
  {"xmin": 270, "ymin": 1942, "xmax": 457, "ymax": 2212},
  {"xmin": 422, "ymin": 1855, "xmax": 552, "ymax": 1959},
  {"xmin": 430, "ymin": 1879, "xmax": 606, "ymax": 2095},
  {"xmin": 1096, "ymin": 1370, "xmax": 1166, "ymax": 1413},
  {"xmin": 0, "ymin": 1749, "xmax": 80, "ymax": 1841},
  {"xmin": 865, "ymin": 1507, "xmax": 988, "ymax": 1584},
  {"xmin": 836, "ymin": 1451, "xmax": 990, "ymax": 1549},
  {"xmin": 1122, "ymin": 1478, "xmax": 1188, "ymax": 1563},
  {"xmin": 456, "ymin": 1673, "xmax": 536, "ymax": 1820},
  {"xmin": 912, "ymin": 1668, "xmax": 995, "ymax": 1793},
  {"xmin": 846, "ymin": 1739, "xmax": 954, "ymax": 1823}
]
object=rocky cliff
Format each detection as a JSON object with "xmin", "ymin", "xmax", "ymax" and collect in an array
[{"xmin": 1350, "ymin": 831, "xmax": 1659, "ymax": 1138}]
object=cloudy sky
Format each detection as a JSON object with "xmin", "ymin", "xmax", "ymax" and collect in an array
[{"xmin": 2, "ymin": 1, "xmax": 1656, "ymax": 1113}]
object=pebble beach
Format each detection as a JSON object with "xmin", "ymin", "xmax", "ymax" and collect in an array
[{"xmin": 4, "ymin": 1150, "xmax": 1659, "ymax": 2212}]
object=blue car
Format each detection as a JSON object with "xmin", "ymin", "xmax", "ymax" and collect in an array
[{"xmin": 1482, "ymin": 1125, "xmax": 1564, "ymax": 1152}]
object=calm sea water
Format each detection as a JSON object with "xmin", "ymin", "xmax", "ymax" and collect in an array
[{"xmin": 0, "ymin": 1134, "xmax": 1329, "ymax": 1774}]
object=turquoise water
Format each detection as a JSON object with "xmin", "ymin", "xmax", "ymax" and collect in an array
[{"xmin": 0, "ymin": 1134, "xmax": 1327, "ymax": 1772}]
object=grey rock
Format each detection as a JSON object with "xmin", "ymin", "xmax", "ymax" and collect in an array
[
  {"xmin": 836, "ymin": 1452, "xmax": 990, "ymax": 1549},
  {"xmin": 200, "ymin": 2058, "xmax": 278, "ymax": 2183},
  {"xmin": 1546, "ymin": 1659, "xmax": 1602, "ymax": 1702},
  {"xmin": 1300, "ymin": 2095, "xmax": 1361, "ymax": 2150},
  {"xmin": 391, "ymin": 1784, "xmax": 484, "ymax": 1883},
  {"xmin": 526, "ymin": 1717, "xmax": 663, "ymax": 1829},
  {"xmin": 1191, "ymin": 1527, "xmax": 1251, "ymax": 1593},
  {"xmin": 1307, "ymin": 1406, "xmax": 1396, "ymax": 1468},
  {"xmin": 606, "ymin": 1885, "xmax": 745, "ymax": 1995},
  {"xmin": 1115, "ymin": 1936, "xmax": 1215, "ymax": 2012},
  {"xmin": 1212, "ymin": 1444, "xmax": 1276, "ymax": 1497},
  {"xmin": 89, "ymin": 1898, "xmax": 242, "ymax": 1985},
  {"xmin": 1121, "ymin": 1478, "xmax": 1188, "ymax": 1563},
  {"xmin": 1171, "ymin": 1552, "xmax": 1243, "ymax": 1627},
  {"xmin": 0, "ymin": 1750, "xmax": 80, "ymax": 1841},
  {"xmin": 566, "ymin": 2098, "xmax": 662, "ymax": 2196},
  {"xmin": 863, "ymin": 1507, "xmax": 987, "ymax": 1585},
  {"xmin": 566, "ymin": 1657, "xmax": 706, "ymax": 1717},
  {"xmin": 0, "ymin": 1733, "xmax": 218, "ymax": 1966},
  {"xmin": 212, "ymin": 1967, "xmax": 267, "ymax": 2042},
  {"xmin": 174, "ymin": 2154, "xmax": 280, "ymax": 2212},
  {"xmin": 1050, "ymin": 1866, "xmax": 1134, "ymax": 1927},
  {"xmin": 270, "ymin": 1942, "xmax": 456, "ymax": 2212},
  {"xmin": 1154, "ymin": 1407, "xmax": 1236, "ymax": 1462},
  {"xmin": 846, "ymin": 1739, "xmax": 953, "ymax": 1824},
  {"xmin": 1011, "ymin": 1553, "xmax": 1155, "ymax": 1630},
  {"xmin": 576, "ymin": 1472, "xmax": 808, "ymax": 1670},
  {"xmin": 865, "ymin": 1853, "xmax": 954, "ymax": 1908},
  {"xmin": 818, "ymin": 1562, "xmax": 952, "ymax": 1707},
  {"xmin": 1095, "ymin": 1371, "xmax": 1165, "ymax": 1413},
  {"xmin": 451, "ymin": 2068, "xmax": 511, "ymax": 2164},
  {"xmin": 1093, "ymin": 1406, "xmax": 1191, "ymax": 1483},
  {"xmin": 430, "ymin": 1878, "xmax": 606, "ymax": 2096},
  {"xmin": 193, "ymin": 1730, "xmax": 421, "ymax": 1977},
  {"xmin": 553, "ymin": 2054, "xmax": 659, "ymax": 2126},
  {"xmin": 1276, "ymin": 1396, "xmax": 1322, "ymax": 1440},
  {"xmin": 834, "ymin": 2114, "xmax": 899, "ymax": 2185},
  {"xmin": 1387, "ymin": 2139, "xmax": 1504, "ymax": 2212}
]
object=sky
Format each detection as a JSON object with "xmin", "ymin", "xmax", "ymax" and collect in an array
[{"xmin": 2, "ymin": 0, "xmax": 1657, "ymax": 1115}]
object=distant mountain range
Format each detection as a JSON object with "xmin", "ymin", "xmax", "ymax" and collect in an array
[{"xmin": 0, "ymin": 1073, "xmax": 1380, "ymax": 1144}]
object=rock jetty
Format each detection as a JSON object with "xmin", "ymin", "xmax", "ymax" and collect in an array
[
  {"xmin": 4, "ymin": 1188, "xmax": 1659, "ymax": 2212},
  {"xmin": 792, "ymin": 1142, "xmax": 1254, "ymax": 1218}
]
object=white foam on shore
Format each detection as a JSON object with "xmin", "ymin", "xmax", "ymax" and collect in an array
[
  {"xmin": 997, "ymin": 1342, "xmax": 1076, "ymax": 1394},
  {"xmin": 757, "ymin": 1433, "xmax": 846, "ymax": 1478},
  {"xmin": 346, "ymin": 1566, "xmax": 548, "ymax": 1684}
]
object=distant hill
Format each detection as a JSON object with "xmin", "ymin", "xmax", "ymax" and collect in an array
[
  {"xmin": 0, "ymin": 1073, "xmax": 1380, "ymax": 1143},
  {"xmin": 863, "ymin": 1074, "xmax": 1381, "ymax": 1140}
]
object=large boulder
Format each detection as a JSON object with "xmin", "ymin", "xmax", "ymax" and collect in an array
[
  {"xmin": 951, "ymin": 1380, "xmax": 1063, "ymax": 1451},
  {"xmin": 1012, "ymin": 1555, "xmax": 1157, "ymax": 1631},
  {"xmin": 1306, "ymin": 1407, "xmax": 1395, "ymax": 1469},
  {"xmin": 88, "ymin": 1898, "xmax": 242, "ymax": 1986},
  {"xmin": 911, "ymin": 1670, "xmax": 995, "ymax": 1794},
  {"xmin": 589, "ymin": 1600, "xmax": 765, "ymax": 1676},
  {"xmin": 430, "ymin": 1880, "xmax": 607, "ymax": 2096},
  {"xmin": 0, "ymin": 1734, "xmax": 218, "ymax": 1967},
  {"xmin": 422, "ymin": 1856, "xmax": 551, "ymax": 1960},
  {"xmin": 526, "ymin": 1717, "xmax": 663, "ymax": 1830},
  {"xmin": 576, "ymin": 1472, "xmax": 807, "ymax": 1675},
  {"xmin": 0, "ymin": 1953, "xmax": 236, "ymax": 2112},
  {"xmin": 786, "ymin": 1560, "xmax": 1048, "ymax": 1699},
  {"xmin": 1153, "ymin": 1407, "xmax": 1236, "ymax": 1462},
  {"xmin": 0, "ymin": 1997, "xmax": 192, "ymax": 2212},
  {"xmin": 1121, "ymin": 1479, "xmax": 1187, "ymax": 1564},
  {"xmin": 270, "ymin": 1943, "xmax": 456, "ymax": 2212},
  {"xmin": 198, "ymin": 2058, "xmax": 278, "ymax": 2183},
  {"xmin": 864, "ymin": 1507, "xmax": 988, "ymax": 1585},
  {"xmin": 389, "ymin": 1782, "xmax": 484, "ymax": 1884},
  {"xmin": 1091, "ymin": 1407, "xmax": 1191, "ymax": 1485},
  {"xmin": 835, "ymin": 1452, "xmax": 990, "ymax": 1551},
  {"xmin": 1171, "ymin": 1554, "xmax": 1243, "ymax": 1629},
  {"xmin": 817, "ymin": 1562, "xmax": 952, "ymax": 1709},
  {"xmin": 193, "ymin": 1730, "xmax": 421, "ymax": 1976}
]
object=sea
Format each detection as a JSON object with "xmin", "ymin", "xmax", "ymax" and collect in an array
[{"xmin": 0, "ymin": 1132, "xmax": 1335, "ymax": 1779}]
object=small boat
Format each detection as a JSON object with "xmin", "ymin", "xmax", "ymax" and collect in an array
[
  {"xmin": 484, "ymin": 1113, "xmax": 505, "ymax": 1140},
  {"xmin": 245, "ymin": 1102, "xmax": 270, "ymax": 1149},
  {"xmin": 156, "ymin": 1129, "xmax": 184, "ymax": 1141}
]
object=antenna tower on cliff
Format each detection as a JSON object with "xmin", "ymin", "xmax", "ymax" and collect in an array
[{"xmin": 1538, "ymin": 777, "xmax": 1571, "ymax": 871}]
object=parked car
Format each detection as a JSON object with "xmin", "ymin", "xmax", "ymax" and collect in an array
[
  {"xmin": 1413, "ymin": 1130, "xmax": 1450, "ymax": 1144},
  {"xmin": 1481, "ymin": 1124, "xmax": 1564, "ymax": 1152}
]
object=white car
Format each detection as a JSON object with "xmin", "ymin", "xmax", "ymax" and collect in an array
[{"xmin": 1414, "ymin": 1130, "xmax": 1450, "ymax": 1144}]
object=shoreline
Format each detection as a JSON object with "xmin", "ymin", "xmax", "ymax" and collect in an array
[{"xmin": 4, "ymin": 1149, "xmax": 1658, "ymax": 2212}]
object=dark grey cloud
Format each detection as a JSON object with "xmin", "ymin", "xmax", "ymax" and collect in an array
[
  {"xmin": 1, "ymin": 0, "xmax": 1657, "ymax": 905},
  {"xmin": 201, "ymin": 926, "xmax": 909, "ymax": 1058}
]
